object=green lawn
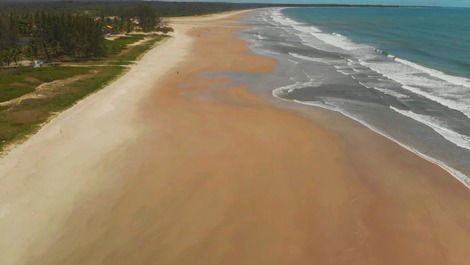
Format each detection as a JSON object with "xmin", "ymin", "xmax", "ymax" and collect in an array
[
  {"xmin": 0, "ymin": 66, "xmax": 123, "ymax": 146},
  {"xmin": 70, "ymin": 34, "xmax": 167, "ymax": 66},
  {"xmin": 104, "ymin": 34, "xmax": 146, "ymax": 55},
  {"xmin": 108, "ymin": 35, "xmax": 166, "ymax": 65},
  {"xmin": 0, "ymin": 67, "xmax": 91, "ymax": 102}
]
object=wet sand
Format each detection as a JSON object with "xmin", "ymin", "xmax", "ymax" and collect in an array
[{"xmin": 0, "ymin": 11, "xmax": 469, "ymax": 265}]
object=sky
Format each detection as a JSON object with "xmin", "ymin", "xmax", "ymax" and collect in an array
[{"xmin": 159, "ymin": 0, "xmax": 470, "ymax": 8}]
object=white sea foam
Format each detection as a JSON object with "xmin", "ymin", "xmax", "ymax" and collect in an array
[
  {"xmin": 394, "ymin": 57, "xmax": 470, "ymax": 89},
  {"xmin": 373, "ymin": 87, "xmax": 409, "ymax": 99},
  {"xmin": 269, "ymin": 9, "xmax": 470, "ymax": 120},
  {"xmin": 288, "ymin": 52, "xmax": 330, "ymax": 64},
  {"xmin": 359, "ymin": 60, "xmax": 470, "ymax": 119},
  {"xmin": 254, "ymin": 34, "xmax": 266, "ymax": 40},
  {"xmin": 269, "ymin": 9, "xmax": 359, "ymax": 51},
  {"xmin": 306, "ymin": 30, "xmax": 364, "ymax": 51},
  {"xmin": 390, "ymin": 107, "xmax": 470, "ymax": 151},
  {"xmin": 356, "ymin": 82, "xmax": 409, "ymax": 99},
  {"xmin": 271, "ymin": 9, "xmax": 371, "ymax": 52},
  {"xmin": 272, "ymin": 80, "xmax": 320, "ymax": 97}
]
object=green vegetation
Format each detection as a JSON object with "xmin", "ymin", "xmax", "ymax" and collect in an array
[
  {"xmin": 0, "ymin": 1, "xmax": 267, "ymax": 18},
  {"xmin": 0, "ymin": 65, "xmax": 123, "ymax": 146},
  {"xmin": 0, "ymin": 66, "xmax": 90, "ymax": 102},
  {"xmin": 0, "ymin": 3, "xmax": 164, "ymax": 67},
  {"xmin": 0, "ymin": 33, "xmax": 165, "ymax": 151},
  {"xmin": 110, "ymin": 34, "xmax": 165, "ymax": 64},
  {"xmin": 104, "ymin": 35, "xmax": 146, "ymax": 55},
  {"xmin": 0, "ymin": 12, "xmax": 106, "ymax": 66},
  {"xmin": 73, "ymin": 34, "xmax": 167, "ymax": 66}
]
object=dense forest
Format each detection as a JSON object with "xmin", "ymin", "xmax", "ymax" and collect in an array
[
  {"xmin": 0, "ymin": 12, "xmax": 106, "ymax": 65},
  {"xmin": 0, "ymin": 1, "xmax": 276, "ymax": 17},
  {"xmin": 0, "ymin": 0, "xmax": 276, "ymax": 67},
  {"xmin": 0, "ymin": 2, "xmax": 165, "ymax": 67}
]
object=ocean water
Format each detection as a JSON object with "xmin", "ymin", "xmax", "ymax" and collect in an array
[
  {"xmin": 283, "ymin": 7, "xmax": 470, "ymax": 79},
  {"xmin": 236, "ymin": 8, "xmax": 470, "ymax": 187}
]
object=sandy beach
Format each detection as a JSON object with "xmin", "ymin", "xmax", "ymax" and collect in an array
[{"xmin": 0, "ymin": 10, "xmax": 469, "ymax": 265}]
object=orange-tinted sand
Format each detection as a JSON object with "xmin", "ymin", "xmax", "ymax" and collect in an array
[{"xmin": 0, "ymin": 11, "xmax": 469, "ymax": 265}]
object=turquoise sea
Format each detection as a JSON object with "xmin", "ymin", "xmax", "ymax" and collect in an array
[{"xmin": 283, "ymin": 7, "xmax": 470, "ymax": 78}]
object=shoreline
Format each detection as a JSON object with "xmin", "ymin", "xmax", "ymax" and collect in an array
[
  {"xmin": 0, "ymin": 9, "xmax": 469, "ymax": 265},
  {"xmin": 244, "ymin": 7, "xmax": 470, "ymax": 189},
  {"xmin": 274, "ymin": 93, "xmax": 470, "ymax": 189}
]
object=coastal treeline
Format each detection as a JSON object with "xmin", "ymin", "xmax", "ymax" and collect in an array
[
  {"xmin": 0, "ymin": 3, "xmax": 162, "ymax": 67},
  {"xmin": 0, "ymin": 1, "xmax": 271, "ymax": 17},
  {"xmin": 1, "ymin": 13, "xmax": 104, "ymax": 65}
]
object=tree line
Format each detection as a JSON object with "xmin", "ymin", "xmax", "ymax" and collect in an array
[
  {"xmin": 0, "ymin": 12, "xmax": 108, "ymax": 66},
  {"xmin": 0, "ymin": 4, "xmax": 161, "ymax": 67}
]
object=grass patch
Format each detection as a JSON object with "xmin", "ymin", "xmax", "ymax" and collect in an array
[
  {"xmin": 0, "ymin": 86, "xmax": 35, "ymax": 102},
  {"xmin": 120, "ymin": 35, "xmax": 165, "ymax": 61},
  {"xmin": 104, "ymin": 34, "xmax": 146, "ymax": 55},
  {"xmin": 0, "ymin": 66, "xmax": 123, "ymax": 149},
  {"xmin": 105, "ymin": 35, "xmax": 166, "ymax": 65},
  {"xmin": 0, "ymin": 66, "xmax": 91, "ymax": 102},
  {"xmin": 71, "ymin": 34, "xmax": 165, "ymax": 66}
]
